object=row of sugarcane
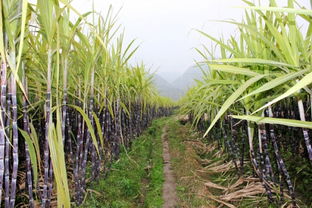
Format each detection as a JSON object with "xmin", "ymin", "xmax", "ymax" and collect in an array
[
  {"xmin": 0, "ymin": 0, "xmax": 173, "ymax": 207},
  {"xmin": 180, "ymin": 0, "xmax": 312, "ymax": 206}
]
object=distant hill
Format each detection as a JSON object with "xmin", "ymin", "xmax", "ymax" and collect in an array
[
  {"xmin": 172, "ymin": 66, "xmax": 204, "ymax": 94},
  {"xmin": 152, "ymin": 65, "xmax": 205, "ymax": 101},
  {"xmin": 152, "ymin": 74, "xmax": 183, "ymax": 101}
]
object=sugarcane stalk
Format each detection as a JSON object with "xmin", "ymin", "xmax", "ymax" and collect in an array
[
  {"xmin": 9, "ymin": 71, "xmax": 18, "ymax": 208},
  {"xmin": 46, "ymin": 160, "xmax": 53, "ymax": 207},
  {"xmin": 114, "ymin": 100, "xmax": 121, "ymax": 158},
  {"xmin": 5, "ymin": 75, "xmax": 11, "ymax": 208},
  {"xmin": 42, "ymin": 48, "xmax": 53, "ymax": 208},
  {"xmin": 62, "ymin": 58, "xmax": 68, "ymax": 146},
  {"xmin": 101, "ymin": 106, "xmax": 107, "ymax": 164},
  {"xmin": 79, "ymin": 63, "xmax": 95, "ymax": 201},
  {"xmin": 74, "ymin": 109, "xmax": 82, "ymax": 201},
  {"xmin": 89, "ymin": 66, "xmax": 98, "ymax": 180},
  {"xmin": 247, "ymin": 121, "xmax": 260, "ymax": 175},
  {"xmin": 0, "ymin": 61, "xmax": 8, "ymax": 207},
  {"xmin": 91, "ymin": 131, "xmax": 97, "ymax": 180},
  {"xmin": 260, "ymin": 123, "xmax": 274, "ymax": 180},
  {"xmin": 80, "ymin": 100, "xmax": 93, "ymax": 198},
  {"xmin": 74, "ymin": 86, "xmax": 84, "ymax": 202},
  {"xmin": 297, "ymin": 99, "xmax": 312, "ymax": 164},
  {"xmin": 67, "ymin": 112, "xmax": 73, "ymax": 156},
  {"xmin": 22, "ymin": 73, "xmax": 34, "ymax": 208},
  {"xmin": 229, "ymin": 118, "xmax": 239, "ymax": 171},
  {"xmin": 240, "ymin": 122, "xmax": 247, "ymax": 174},
  {"xmin": 268, "ymin": 106, "xmax": 296, "ymax": 205}
]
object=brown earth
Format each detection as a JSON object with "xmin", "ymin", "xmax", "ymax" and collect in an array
[{"xmin": 162, "ymin": 125, "xmax": 178, "ymax": 208}]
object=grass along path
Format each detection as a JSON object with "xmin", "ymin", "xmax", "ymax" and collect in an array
[{"xmin": 81, "ymin": 118, "xmax": 167, "ymax": 208}]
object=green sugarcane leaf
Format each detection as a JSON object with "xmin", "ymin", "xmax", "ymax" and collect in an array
[
  {"xmin": 240, "ymin": 69, "xmax": 309, "ymax": 100},
  {"xmin": 56, "ymin": 110, "xmax": 70, "ymax": 208},
  {"xmin": 205, "ymin": 80, "xmax": 241, "ymax": 86},
  {"xmin": 29, "ymin": 122, "xmax": 41, "ymax": 173},
  {"xmin": 196, "ymin": 30, "xmax": 238, "ymax": 56},
  {"xmin": 262, "ymin": 17, "xmax": 297, "ymax": 66},
  {"xmin": 254, "ymin": 71, "xmax": 312, "ymax": 114},
  {"xmin": 19, "ymin": 129, "xmax": 38, "ymax": 187},
  {"xmin": 92, "ymin": 112, "xmax": 104, "ymax": 151},
  {"xmin": 203, "ymin": 74, "xmax": 265, "ymax": 137},
  {"xmin": 0, "ymin": 0, "xmax": 5, "ymax": 60},
  {"xmin": 232, "ymin": 115, "xmax": 312, "ymax": 129},
  {"xmin": 245, "ymin": 6, "xmax": 312, "ymax": 16},
  {"xmin": 209, "ymin": 64, "xmax": 260, "ymax": 76},
  {"xmin": 4, "ymin": 0, "xmax": 29, "ymax": 100},
  {"xmin": 48, "ymin": 123, "xmax": 70, "ymax": 208},
  {"xmin": 209, "ymin": 58, "xmax": 295, "ymax": 68},
  {"xmin": 16, "ymin": 0, "xmax": 28, "ymax": 75}
]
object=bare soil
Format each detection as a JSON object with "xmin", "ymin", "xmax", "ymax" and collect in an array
[{"xmin": 162, "ymin": 125, "xmax": 178, "ymax": 208}]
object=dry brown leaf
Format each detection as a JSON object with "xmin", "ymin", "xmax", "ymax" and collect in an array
[{"xmin": 205, "ymin": 181, "xmax": 228, "ymax": 190}]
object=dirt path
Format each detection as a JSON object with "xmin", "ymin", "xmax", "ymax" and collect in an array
[{"xmin": 162, "ymin": 125, "xmax": 178, "ymax": 208}]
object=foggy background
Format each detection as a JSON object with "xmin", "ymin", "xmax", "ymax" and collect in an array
[{"xmin": 71, "ymin": 0, "xmax": 310, "ymax": 99}]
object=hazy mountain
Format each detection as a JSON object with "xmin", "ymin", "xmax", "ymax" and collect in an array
[
  {"xmin": 152, "ymin": 74, "xmax": 183, "ymax": 101},
  {"xmin": 152, "ymin": 65, "xmax": 205, "ymax": 101},
  {"xmin": 151, "ymin": 66, "xmax": 205, "ymax": 101},
  {"xmin": 172, "ymin": 66, "xmax": 204, "ymax": 94}
]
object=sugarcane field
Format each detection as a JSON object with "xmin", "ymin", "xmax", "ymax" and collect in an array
[{"xmin": 1, "ymin": 0, "xmax": 312, "ymax": 207}]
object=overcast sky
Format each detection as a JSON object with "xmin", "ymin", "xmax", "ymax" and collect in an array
[{"xmin": 72, "ymin": 0, "xmax": 310, "ymax": 82}]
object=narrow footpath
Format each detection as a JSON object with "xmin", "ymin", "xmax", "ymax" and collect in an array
[
  {"xmin": 82, "ymin": 117, "xmax": 272, "ymax": 208},
  {"xmin": 162, "ymin": 125, "xmax": 178, "ymax": 208}
]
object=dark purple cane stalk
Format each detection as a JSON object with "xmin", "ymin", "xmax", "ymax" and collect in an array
[
  {"xmin": 74, "ymin": 109, "xmax": 82, "ymax": 202},
  {"xmin": 259, "ymin": 124, "xmax": 274, "ymax": 181},
  {"xmin": 0, "ymin": 61, "xmax": 8, "ymax": 207},
  {"xmin": 111, "ymin": 102, "xmax": 118, "ymax": 160},
  {"xmin": 91, "ymin": 136, "xmax": 97, "ymax": 180},
  {"xmin": 42, "ymin": 49, "xmax": 53, "ymax": 208},
  {"xmin": 91, "ymin": 103, "xmax": 99, "ymax": 180},
  {"xmin": 297, "ymin": 99, "xmax": 312, "ymax": 164},
  {"xmin": 79, "ymin": 96, "xmax": 94, "ymax": 203},
  {"xmin": 94, "ymin": 108, "xmax": 102, "ymax": 178},
  {"xmin": 115, "ymin": 100, "xmax": 121, "ymax": 158},
  {"xmin": 66, "ymin": 110, "xmax": 73, "ymax": 160},
  {"xmin": 229, "ymin": 119, "xmax": 240, "ymax": 171},
  {"xmin": 5, "ymin": 77, "xmax": 11, "ymax": 208},
  {"xmin": 125, "ymin": 110, "xmax": 131, "ymax": 147},
  {"xmin": 78, "ymin": 124, "xmax": 86, "ymax": 204},
  {"xmin": 9, "ymin": 74, "xmax": 18, "ymax": 208},
  {"xmin": 62, "ymin": 57, "xmax": 73, "ymax": 169},
  {"xmin": 239, "ymin": 121, "xmax": 247, "ymax": 174},
  {"xmin": 268, "ymin": 106, "xmax": 296, "ymax": 206},
  {"xmin": 247, "ymin": 122, "xmax": 274, "ymax": 201},
  {"xmin": 101, "ymin": 107, "xmax": 107, "ymax": 163},
  {"xmin": 128, "ymin": 106, "xmax": 133, "ymax": 142},
  {"xmin": 47, "ymin": 159, "xmax": 53, "ymax": 207},
  {"xmin": 22, "ymin": 75, "xmax": 34, "ymax": 208},
  {"xmin": 74, "ymin": 88, "xmax": 84, "ymax": 203},
  {"xmin": 62, "ymin": 97, "xmax": 67, "ymax": 145},
  {"xmin": 104, "ymin": 107, "xmax": 112, "ymax": 171}
]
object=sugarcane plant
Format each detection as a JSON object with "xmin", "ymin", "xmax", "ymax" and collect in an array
[
  {"xmin": 180, "ymin": 0, "xmax": 312, "ymax": 206},
  {"xmin": 0, "ymin": 0, "xmax": 174, "ymax": 207}
]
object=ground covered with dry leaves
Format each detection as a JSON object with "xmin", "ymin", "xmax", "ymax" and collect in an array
[{"xmin": 167, "ymin": 116, "xmax": 293, "ymax": 208}]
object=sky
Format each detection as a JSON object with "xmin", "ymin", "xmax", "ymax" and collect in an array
[{"xmin": 72, "ymin": 0, "xmax": 310, "ymax": 82}]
